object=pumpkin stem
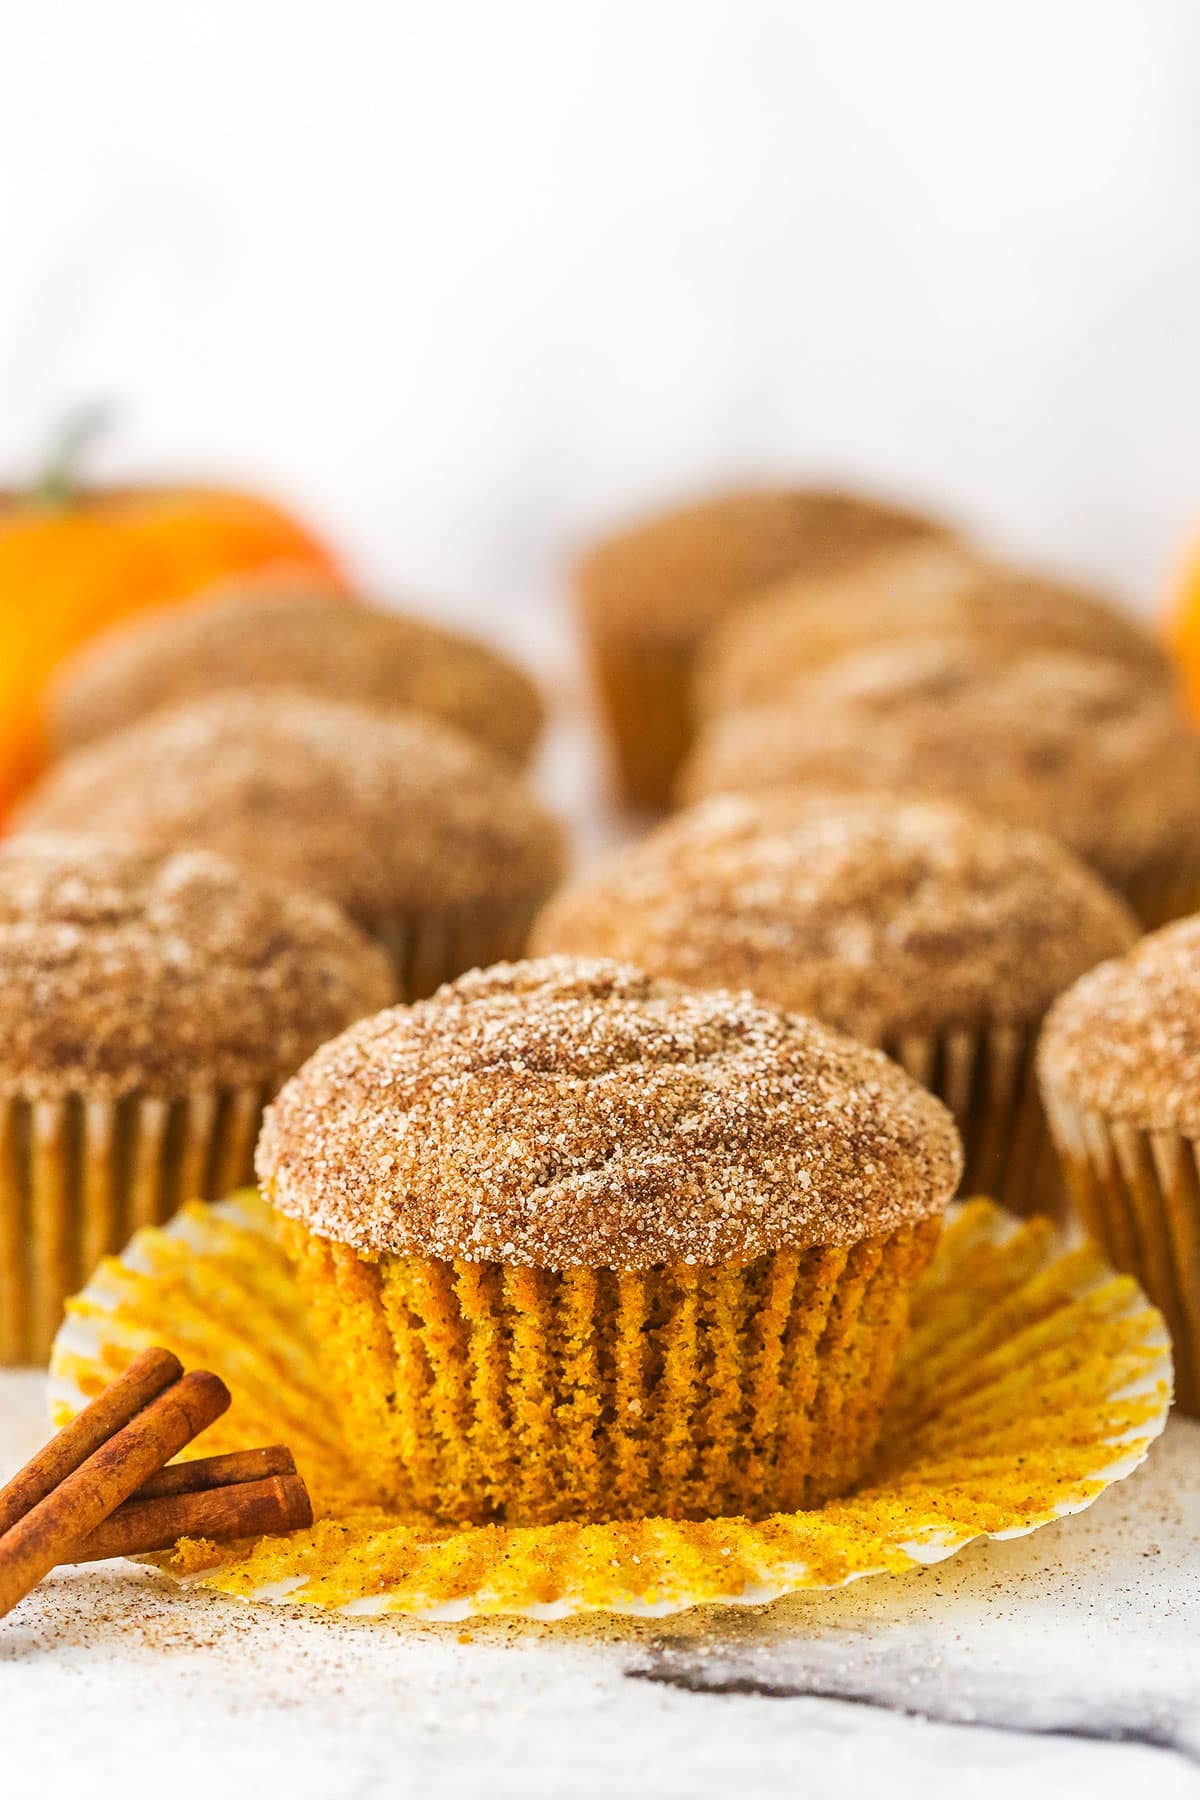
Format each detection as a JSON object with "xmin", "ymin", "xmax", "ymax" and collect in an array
[{"xmin": 32, "ymin": 403, "xmax": 113, "ymax": 508}]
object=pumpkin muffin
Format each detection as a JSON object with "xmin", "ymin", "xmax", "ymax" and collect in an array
[
  {"xmin": 680, "ymin": 639, "xmax": 1200, "ymax": 926},
  {"xmin": 534, "ymin": 795, "xmax": 1137, "ymax": 1217},
  {"xmin": 47, "ymin": 583, "xmax": 544, "ymax": 766},
  {"xmin": 0, "ymin": 834, "xmax": 393, "ymax": 1365},
  {"xmin": 15, "ymin": 690, "xmax": 566, "ymax": 997},
  {"xmin": 258, "ymin": 957, "xmax": 962, "ymax": 1526},
  {"xmin": 696, "ymin": 543, "xmax": 1172, "ymax": 717},
  {"xmin": 576, "ymin": 486, "xmax": 954, "ymax": 809},
  {"xmin": 1039, "ymin": 918, "xmax": 1200, "ymax": 1413}
]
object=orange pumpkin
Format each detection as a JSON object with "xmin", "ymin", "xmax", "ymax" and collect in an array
[
  {"xmin": 1167, "ymin": 533, "xmax": 1200, "ymax": 721},
  {"xmin": 0, "ymin": 465, "xmax": 345, "ymax": 817}
]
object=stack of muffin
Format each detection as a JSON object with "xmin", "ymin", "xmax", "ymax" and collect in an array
[
  {"xmin": 1, "ymin": 583, "xmax": 566, "ymax": 1360},
  {"xmin": 7, "ymin": 484, "xmax": 1199, "ymax": 1553},
  {"xmin": 569, "ymin": 483, "xmax": 1200, "ymax": 1415}
]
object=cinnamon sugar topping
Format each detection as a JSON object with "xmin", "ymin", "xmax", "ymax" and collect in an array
[
  {"xmin": 1039, "ymin": 915, "xmax": 1200, "ymax": 1134},
  {"xmin": 257, "ymin": 956, "xmax": 962, "ymax": 1269},
  {"xmin": 16, "ymin": 691, "xmax": 566, "ymax": 933},
  {"xmin": 0, "ymin": 835, "xmax": 393, "ymax": 1097},
  {"xmin": 697, "ymin": 544, "xmax": 1169, "ymax": 715},
  {"xmin": 680, "ymin": 640, "xmax": 1200, "ymax": 889},
  {"xmin": 532, "ymin": 794, "xmax": 1138, "ymax": 1040},
  {"xmin": 49, "ymin": 585, "xmax": 544, "ymax": 766}
]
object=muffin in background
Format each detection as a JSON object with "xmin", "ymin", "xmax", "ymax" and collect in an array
[
  {"xmin": 1039, "ymin": 917, "xmax": 1200, "ymax": 1413},
  {"xmin": 0, "ymin": 834, "xmax": 393, "ymax": 1364},
  {"xmin": 576, "ymin": 485, "xmax": 954, "ymax": 810},
  {"xmin": 696, "ymin": 542, "xmax": 1172, "ymax": 718},
  {"xmin": 680, "ymin": 638, "xmax": 1200, "ymax": 927},
  {"xmin": 15, "ymin": 690, "xmax": 566, "ymax": 998},
  {"xmin": 48, "ymin": 582, "xmax": 544, "ymax": 767},
  {"xmin": 534, "ymin": 794, "xmax": 1138, "ymax": 1216},
  {"xmin": 258, "ymin": 957, "xmax": 962, "ymax": 1526}
]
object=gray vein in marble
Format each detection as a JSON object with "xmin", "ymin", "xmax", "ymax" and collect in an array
[{"xmin": 626, "ymin": 1634, "xmax": 1198, "ymax": 1764}]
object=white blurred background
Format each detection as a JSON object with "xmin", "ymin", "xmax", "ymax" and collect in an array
[{"xmin": 3, "ymin": 0, "xmax": 1199, "ymax": 667}]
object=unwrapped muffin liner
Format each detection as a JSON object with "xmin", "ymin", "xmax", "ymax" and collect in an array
[
  {"xmin": 889, "ymin": 1023, "xmax": 1062, "ymax": 1219},
  {"xmin": 1040, "ymin": 1084, "xmax": 1200, "ymax": 1414},
  {"xmin": 0, "ymin": 1085, "xmax": 269, "ymax": 1366},
  {"xmin": 584, "ymin": 634, "xmax": 693, "ymax": 811},
  {"xmin": 48, "ymin": 1192, "xmax": 1170, "ymax": 1619},
  {"xmin": 278, "ymin": 1214, "xmax": 940, "ymax": 1526},
  {"xmin": 375, "ymin": 899, "xmax": 543, "ymax": 1001}
]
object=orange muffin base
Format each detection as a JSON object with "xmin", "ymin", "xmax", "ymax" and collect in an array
[{"xmin": 279, "ymin": 1213, "xmax": 941, "ymax": 1527}]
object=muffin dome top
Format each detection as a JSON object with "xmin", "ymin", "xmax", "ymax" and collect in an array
[
  {"xmin": 1039, "ymin": 916, "xmax": 1200, "ymax": 1134},
  {"xmin": 681, "ymin": 640, "xmax": 1200, "ymax": 889},
  {"xmin": 0, "ymin": 835, "xmax": 394, "ymax": 1098},
  {"xmin": 16, "ymin": 691, "xmax": 566, "ymax": 932},
  {"xmin": 577, "ymin": 486, "xmax": 951, "ymax": 645},
  {"xmin": 49, "ymin": 585, "xmax": 544, "ymax": 766},
  {"xmin": 697, "ymin": 543, "xmax": 1170, "ymax": 715},
  {"xmin": 532, "ymin": 794, "xmax": 1138, "ymax": 1041},
  {"xmin": 257, "ymin": 955, "xmax": 963, "ymax": 1269}
]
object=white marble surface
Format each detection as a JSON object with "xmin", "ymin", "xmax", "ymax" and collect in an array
[{"xmin": 1, "ymin": 1368, "xmax": 1198, "ymax": 1800}]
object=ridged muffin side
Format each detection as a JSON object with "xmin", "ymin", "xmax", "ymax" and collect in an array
[{"xmin": 278, "ymin": 1215, "xmax": 940, "ymax": 1524}]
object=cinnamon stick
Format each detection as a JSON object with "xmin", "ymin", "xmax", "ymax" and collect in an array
[
  {"xmin": 70, "ymin": 1471, "xmax": 313, "ymax": 1563},
  {"xmin": 0, "ymin": 1368, "xmax": 230, "ymax": 1618},
  {"xmin": 133, "ymin": 1445, "xmax": 296, "ymax": 1501},
  {"xmin": 0, "ymin": 1347, "xmax": 182, "ymax": 1537}
]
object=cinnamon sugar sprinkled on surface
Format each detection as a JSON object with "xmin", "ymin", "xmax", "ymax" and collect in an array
[
  {"xmin": 257, "ymin": 956, "xmax": 962, "ymax": 1268},
  {"xmin": 680, "ymin": 640, "xmax": 1200, "ymax": 888},
  {"xmin": 532, "ymin": 794, "xmax": 1138, "ymax": 1040},
  {"xmin": 16, "ymin": 691, "xmax": 566, "ymax": 932},
  {"xmin": 696, "ymin": 543, "xmax": 1170, "ymax": 715},
  {"xmin": 577, "ymin": 487, "xmax": 952, "ymax": 644},
  {"xmin": 49, "ymin": 586, "xmax": 544, "ymax": 766},
  {"xmin": 1039, "ymin": 915, "xmax": 1200, "ymax": 1134},
  {"xmin": 0, "ymin": 835, "xmax": 393, "ymax": 1097}
]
